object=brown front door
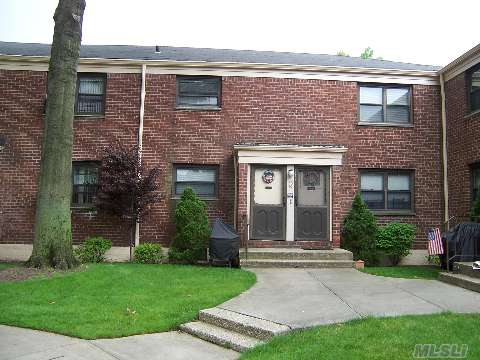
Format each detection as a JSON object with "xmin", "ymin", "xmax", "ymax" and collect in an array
[
  {"xmin": 250, "ymin": 166, "xmax": 286, "ymax": 240},
  {"xmin": 295, "ymin": 167, "xmax": 329, "ymax": 240}
]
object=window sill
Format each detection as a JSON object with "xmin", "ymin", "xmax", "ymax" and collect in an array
[
  {"xmin": 74, "ymin": 114, "xmax": 105, "ymax": 120},
  {"xmin": 71, "ymin": 206, "xmax": 97, "ymax": 211},
  {"xmin": 358, "ymin": 122, "xmax": 413, "ymax": 128},
  {"xmin": 171, "ymin": 196, "xmax": 218, "ymax": 202},
  {"xmin": 372, "ymin": 210, "xmax": 416, "ymax": 216},
  {"xmin": 464, "ymin": 109, "xmax": 480, "ymax": 119},
  {"xmin": 175, "ymin": 106, "xmax": 221, "ymax": 112}
]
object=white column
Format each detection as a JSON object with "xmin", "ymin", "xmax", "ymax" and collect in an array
[{"xmin": 286, "ymin": 165, "xmax": 295, "ymax": 241}]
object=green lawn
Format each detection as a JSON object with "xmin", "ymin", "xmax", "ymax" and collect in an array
[
  {"xmin": 241, "ymin": 313, "xmax": 480, "ymax": 360},
  {"xmin": 0, "ymin": 263, "xmax": 255, "ymax": 339},
  {"xmin": 359, "ymin": 265, "xmax": 441, "ymax": 279}
]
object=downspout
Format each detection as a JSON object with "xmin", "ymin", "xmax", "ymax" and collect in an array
[
  {"xmin": 135, "ymin": 64, "xmax": 147, "ymax": 247},
  {"xmin": 440, "ymin": 73, "xmax": 449, "ymax": 227},
  {"xmin": 440, "ymin": 72, "xmax": 450, "ymax": 271},
  {"xmin": 233, "ymin": 151, "xmax": 238, "ymax": 229}
]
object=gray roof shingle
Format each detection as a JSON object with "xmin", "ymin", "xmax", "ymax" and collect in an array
[{"xmin": 0, "ymin": 41, "xmax": 440, "ymax": 72}]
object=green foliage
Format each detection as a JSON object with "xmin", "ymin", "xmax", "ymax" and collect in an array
[
  {"xmin": 376, "ymin": 222, "xmax": 415, "ymax": 266},
  {"xmin": 337, "ymin": 50, "xmax": 350, "ymax": 57},
  {"xmin": 341, "ymin": 194, "xmax": 378, "ymax": 265},
  {"xmin": 471, "ymin": 194, "xmax": 480, "ymax": 222},
  {"xmin": 134, "ymin": 243, "xmax": 164, "ymax": 264},
  {"xmin": 360, "ymin": 47, "xmax": 374, "ymax": 59},
  {"xmin": 169, "ymin": 188, "xmax": 211, "ymax": 263},
  {"xmin": 74, "ymin": 236, "xmax": 112, "ymax": 263}
]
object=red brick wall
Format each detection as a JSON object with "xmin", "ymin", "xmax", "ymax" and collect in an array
[
  {"xmin": 0, "ymin": 69, "xmax": 443, "ymax": 249},
  {"xmin": 445, "ymin": 69, "xmax": 480, "ymax": 222}
]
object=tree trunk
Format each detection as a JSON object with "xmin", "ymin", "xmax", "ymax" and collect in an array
[{"xmin": 28, "ymin": 0, "xmax": 86, "ymax": 269}]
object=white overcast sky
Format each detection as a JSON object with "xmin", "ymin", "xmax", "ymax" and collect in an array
[{"xmin": 0, "ymin": 0, "xmax": 478, "ymax": 67}]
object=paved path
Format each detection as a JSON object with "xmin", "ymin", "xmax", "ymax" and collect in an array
[
  {"xmin": 0, "ymin": 325, "xmax": 238, "ymax": 360},
  {"xmin": 219, "ymin": 268, "xmax": 480, "ymax": 329},
  {"xmin": 2, "ymin": 268, "xmax": 480, "ymax": 359}
]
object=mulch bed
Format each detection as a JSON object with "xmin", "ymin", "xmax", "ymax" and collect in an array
[{"xmin": 0, "ymin": 264, "xmax": 86, "ymax": 283}]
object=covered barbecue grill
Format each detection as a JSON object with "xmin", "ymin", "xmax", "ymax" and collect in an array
[
  {"xmin": 209, "ymin": 218, "xmax": 240, "ymax": 268},
  {"xmin": 441, "ymin": 222, "xmax": 480, "ymax": 269}
]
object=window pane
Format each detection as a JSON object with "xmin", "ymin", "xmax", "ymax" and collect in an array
[
  {"xmin": 179, "ymin": 79, "xmax": 218, "ymax": 95},
  {"xmin": 176, "ymin": 182, "xmax": 215, "ymax": 196},
  {"xmin": 360, "ymin": 105, "xmax": 383, "ymax": 122},
  {"xmin": 471, "ymin": 90, "xmax": 480, "ymax": 112},
  {"xmin": 360, "ymin": 87, "xmax": 382, "ymax": 104},
  {"xmin": 178, "ymin": 95, "xmax": 218, "ymax": 106},
  {"xmin": 176, "ymin": 168, "xmax": 216, "ymax": 182},
  {"xmin": 387, "ymin": 192, "xmax": 411, "ymax": 210},
  {"xmin": 388, "ymin": 174, "xmax": 410, "ymax": 190},
  {"xmin": 361, "ymin": 174, "xmax": 383, "ymax": 191},
  {"xmin": 361, "ymin": 191, "xmax": 385, "ymax": 209},
  {"xmin": 386, "ymin": 88, "xmax": 409, "ymax": 106},
  {"xmin": 471, "ymin": 70, "xmax": 480, "ymax": 92},
  {"xmin": 79, "ymin": 77, "xmax": 104, "ymax": 95},
  {"xmin": 386, "ymin": 105, "xmax": 410, "ymax": 123}
]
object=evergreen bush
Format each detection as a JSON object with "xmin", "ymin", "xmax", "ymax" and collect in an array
[
  {"xmin": 341, "ymin": 194, "xmax": 378, "ymax": 265},
  {"xmin": 169, "ymin": 188, "xmax": 211, "ymax": 263}
]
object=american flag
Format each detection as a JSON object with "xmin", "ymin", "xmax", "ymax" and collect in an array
[{"xmin": 427, "ymin": 228, "xmax": 444, "ymax": 255}]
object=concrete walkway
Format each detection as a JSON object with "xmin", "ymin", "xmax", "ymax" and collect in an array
[
  {"xmin": 0, "ymin": 325, "xmax": 238, "ymax": 360},
  {"xmin": 219, "ymin": 268, "xmax": 480, "ymax": 329}
]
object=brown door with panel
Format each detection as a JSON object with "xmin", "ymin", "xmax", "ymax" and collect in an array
[
  {"xmin": 250, "ymin": 166, "xmax": 286, "ymax": 240},
  {"xmin": 295, "ymin": 167, "xmax": 329, "ymax": 241}
]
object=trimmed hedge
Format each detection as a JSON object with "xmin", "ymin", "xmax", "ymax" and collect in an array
[
  {"xmin": 134, "ymin": 243, "xmax": 163, "ymax": 264},
  {"xmin": 376, "ymin": 222, "xmax": 415, "ymax": 266},
  {"xmin": 75, "ymin": 236, "xmax": 112, "ymax": 263}
]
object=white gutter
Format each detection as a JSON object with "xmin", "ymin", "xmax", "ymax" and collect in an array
[
  {"xmin": 0, "ymin": 54, "xmax": 439, "ymax": 79},
  {"xmin": 134, "ymin": 64, "xmax": 147, "ymax": 247},
  {"xmin": 440, "ymin": 72, "xmax": 449, "ymax": 227}
]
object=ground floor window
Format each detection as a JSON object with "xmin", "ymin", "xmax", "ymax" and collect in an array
[
  {"xmin": 472, "ymin": 163, "xmax": 480, "ymax": 202},
  {"xmin": 72, "ymin": 162, "xmax": 99, "ymax": 207},
  {"xmin": 360, "ymin": 170, "xmax": 414, "ymax": 213},
  {"xmin": 173, "ymin": 164, "xmax": 218, "ymax": 199}
]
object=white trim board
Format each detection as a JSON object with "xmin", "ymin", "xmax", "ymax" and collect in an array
[
  {"xmin": 0, "ymin": 55, "xmax": 439, "ymax": 85},
  {"xmin": 236, "ymin": 147, "xmax": 347, "ymax": 166}
]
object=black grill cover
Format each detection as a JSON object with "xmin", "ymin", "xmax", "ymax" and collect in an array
[
  {"xmin": 209, "ymin": 218, "xmax": 240, "ymax": 262},
  {"xmin": 441, "ymin": 222, "xmax": 480, "ymax": 269}
]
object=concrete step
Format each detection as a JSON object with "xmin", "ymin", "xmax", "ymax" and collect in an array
[
  {"xmin": 240, "ymin": 248, "xmax": 353, "ymax": 261},
  {"xmin": 241, "ymin": 259, "xmax": 355, "ymax": 268},
  {"xmin": 453, "ymin": 262, "xmax": 480, "ymax": 279},
  {"xmin": 199, "ymin": 307, "xmax": 290, "ymax": 340},
  {"xmin": 179, "ymin": 321, "xmax": 263, "ymax": 352},
  {"xmin": 439, "ymin": 272, "xmax": 480, "ymax": 293}
]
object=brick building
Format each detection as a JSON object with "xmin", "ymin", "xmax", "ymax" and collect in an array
[{"xmin": 0, "ymin": 41, "xmax": 478, "ymax": 262}]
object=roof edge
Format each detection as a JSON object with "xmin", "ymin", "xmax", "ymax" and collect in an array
[{"xmin": 0, "ymin": 54, "xmax": 439, "ymax": 79}]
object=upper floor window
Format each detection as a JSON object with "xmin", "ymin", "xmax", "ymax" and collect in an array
[
  {"xmin": 467, "ymin": 64, "xmax": 480, "ymax": 113},
  {"xmin": 72, "ymin": 162, "xmax": 99, "ymax": 207},
  {"xmin": 176, "ymin": 76, "xmax": 221, "ymax": 109},
  {"xmin": 472, "ymin": 163, "xmax": 480, "ymax": 203},
  {"xmin": 173, "ymin": 164, "xmax": 218, "ymax": 199},
  {"xmin": 75, "ymin": 73, "xmax": 106, "ymax": 116},
  {"xmin": 360, "ymin": 170, "xmax": 414, "ymax": 213},
  {"xmin": 359, "ymin": 85, "xmax": 411, "ymax": 125}
]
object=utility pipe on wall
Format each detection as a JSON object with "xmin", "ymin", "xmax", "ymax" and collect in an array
[
  {"xmin": 440, "ymin": 73, "xmax": 449, "ymax": 227},
  {"xmin": 134, "ymin": 64, "xmax": 147, "ymax": 247}
]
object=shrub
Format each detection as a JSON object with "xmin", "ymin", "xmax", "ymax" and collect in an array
[
  {"xmin": 169, "ymin": 188, "xmax": 211, "ymax": 263},
  {"xmin": 75, "ymin": 236, "xmax": 112, "ymax": 263},
  {"xmin": 341, "ymin": 194, "xmax": 378, "ymax": 265},
  {"xmin": 376, "ymin": 222, "xmax": 415, "ymax": 266},
  {"xmin": 134, "ymin": 243, "xmax": 163, "ymax": 264}
]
